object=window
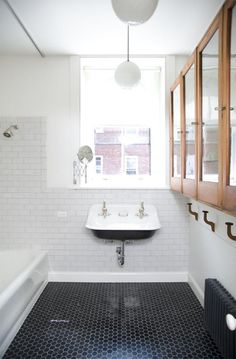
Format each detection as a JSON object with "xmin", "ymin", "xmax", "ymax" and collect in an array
[
  {"xmin": 125, "ymin": 156, "xmax": 138, "ymax": 175},
  {"xmin": 94, "ymin": 127, "xmax": 150, "ymax": 176},
  {"xmin": 80, "ymin": 57, "xmax": 166, "ymax": 188},
  {"xmin": 95, "ymin": 156, "xmax": 103, "ymax": 174}
]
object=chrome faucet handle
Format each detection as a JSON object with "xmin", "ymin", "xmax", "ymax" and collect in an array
[
  {"xmin": 138, "ymin": 208, "xmax": 144, "ymax": 218},
  {"xmin": 137, "ymin": 201, "xmax": 147, "ymax": 219},
  {"xmin": 99, "ymin": 200, "xmax": 110, "ymax": 218}
]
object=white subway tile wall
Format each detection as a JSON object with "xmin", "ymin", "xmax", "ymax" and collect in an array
[{"xmin": 0, "ymin": 118, "xmax": 189, "ymax": 272}]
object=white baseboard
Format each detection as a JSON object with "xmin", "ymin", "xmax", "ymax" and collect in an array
[
  {"xmin": 0, "ymin": 280, "xmax": 48, "ymax": 358},
  {"xmin": 188, "ymin": 273, "xmax": 204, "ymax": 307},
  {"xmin": 48, "ymin": 271, "xmax": 188, "ymax": 283}
]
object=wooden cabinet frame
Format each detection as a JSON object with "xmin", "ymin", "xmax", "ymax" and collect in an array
[
  {"xmin": 222, "ymin": 0, "xmax": 236, "ymax": 210},
  {"xmin": 182, "ymin": 51, "xmax": 198, "ymax": 198},
  {"xmin": 170, "ymin": 76, "xmax": 183, "ymax": 192},
  {"xmin": 170, "ymin": 1, "xmax": 236, "ymax": 214},
  {"xmin": 196, "ymin": 11, "xmax": 224, "ymax": 207}
]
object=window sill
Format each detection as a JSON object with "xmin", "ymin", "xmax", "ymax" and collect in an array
[
  {"xmin": 69, "ymin": 176, "xmax": 170, "ymax": 190},
  {"xmin": 69, "ymin": 185, "xmax": 170, "ymax": 190},
  {"xmin": 69, "ymin": 180, "xmax": 170, "ymax": 190}
]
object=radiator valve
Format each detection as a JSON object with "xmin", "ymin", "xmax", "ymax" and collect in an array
[{"xmin": 226, "ymin": 313, "xmax": 236, "ymax": 331}]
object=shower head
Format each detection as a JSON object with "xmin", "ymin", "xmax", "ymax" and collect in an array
[{"xmin": 3, "ymin": 125, "xmax": 18, "ymax": 138}]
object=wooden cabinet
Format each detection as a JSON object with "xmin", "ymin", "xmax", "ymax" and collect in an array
[
  {"xmin": 222, "ymin": 0, "xmax": 236, "ymax": 211},
  {"xmin": 170, "ymin": 0, "xmax": 236, "ymax": 213}
]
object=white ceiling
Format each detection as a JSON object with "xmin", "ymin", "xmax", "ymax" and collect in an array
[{"xmin": 0, "ymin": 0, "xmax": 225, "ymax": 57}]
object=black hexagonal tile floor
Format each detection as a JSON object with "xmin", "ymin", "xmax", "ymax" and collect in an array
[{"xmin": 4, "ymin": 282, "xmax": 223, "ymax": 358}]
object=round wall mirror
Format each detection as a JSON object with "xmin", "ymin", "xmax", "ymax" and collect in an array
[{"xmin": 77, "ymin": 146, "xmax": 93, "ymax": 163}]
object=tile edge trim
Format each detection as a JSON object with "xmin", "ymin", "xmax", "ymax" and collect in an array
[
  {"xmin": 48, "ymin": 271, "xmax": 188, "ymax": 283},
  {"xmin": 188, "ymin": 273, "xmax": 204, "ymax": 307}
]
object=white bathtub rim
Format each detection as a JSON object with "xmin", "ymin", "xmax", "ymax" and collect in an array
[
  {"xmin": 0, "ymin": 279, "xmax": 48, "ymax": 358},
  {"xmin": 0, "ymin": 251, "xmax": 47, "ymax": 309}
]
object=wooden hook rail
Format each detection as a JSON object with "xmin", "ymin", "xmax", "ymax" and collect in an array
[
  {"xmin": 225, "ymin": 222, "xmax": 236, "ymax": 241},
  {"xmin": 187, "ymin": 203, "xmax": 198, "ymax": 221},
  {"xmin": 202, "ymin": 210, "xmax": 215, "ymax": 232}
]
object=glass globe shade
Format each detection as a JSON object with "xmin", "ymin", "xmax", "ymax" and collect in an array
[
  {"xmin": 115, "ymin": 61, "xmax": 141, "ymax": 88},
  {"xmin": 111, "ymin": 0, "xmax": 159, "ymax": 25}
]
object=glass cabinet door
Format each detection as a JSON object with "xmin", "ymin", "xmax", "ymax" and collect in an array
[
  {"xmin": 223, "ymin": 1, "xmax": 236, "ymax": 211},
  {"xmin": 173, "ymin": 84, "xmax": 181, "ymax": 178},
  {"xmin": 197, "ymin": 13, "xmax": 222, "ymax": 206},
  {"xmin": 201, "ymin": 30, "xmax": 219, "ymax": 183},
  {"xmin": 229, "ymin": 5, "xmax": 236, "ymax": 186},
  {"xmin": 184, "ymin": 64, "xmax": 196, "ymax": 180},
  {"xmin": 170, "ymin": 78, "xmax": 182, "ymax": 192}
]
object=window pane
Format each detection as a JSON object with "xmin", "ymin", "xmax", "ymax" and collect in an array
[
  {"xmin": 230, "ymin": 6, "xmax": 236, "ymax": 186},
  {"xmin": 80, "ymin": 57, "xmax": 166, "ymax": 186},
  {"xmin": 94, "ymin": 127, "xmax": 150, "ymax": 176},
  {"xmin": 125, "ymin": 156, "xmax": 138, "ymax": 175},
  {"xmin": 184, "ymin": 65, "xmax": 196, "ymax": 179},
  {"xmin": 95, "ymin": 156, "xmax": 103, "ymax": 174},
  {"xmin": 201, "ymin": 30, "xmax": 219, "ymax": 182}
]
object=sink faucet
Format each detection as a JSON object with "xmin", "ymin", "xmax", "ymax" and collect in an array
[
  {"xmin": 137, "ymin": 201, "xmax": 146, "ymax": 219},
  {"xmin": 100, "ymin": 200, "xmax": 109, "ymax": 218}
]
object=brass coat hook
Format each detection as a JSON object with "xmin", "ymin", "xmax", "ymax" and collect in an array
[
  {"xmin": 187, "ymin": 203, "xmax": 198, "ymax": 221},
  {"xmin": 225, "ymin": 222, "xmax": 236, "ymax": 241},
  {"xmin": 202, "ymin": 210, "xmax": 215, "ymax": 232}
]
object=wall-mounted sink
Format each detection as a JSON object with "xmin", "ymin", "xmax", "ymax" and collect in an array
[{"xmin": 86, "ymin": 203, "xmax": 161, "ymax": 240}]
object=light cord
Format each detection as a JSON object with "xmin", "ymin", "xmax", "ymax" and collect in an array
[{"xmin": 127, "ymin": 24, "xmax": 130, "ymax": 62}]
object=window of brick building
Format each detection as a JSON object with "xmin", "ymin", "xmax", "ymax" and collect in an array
[
  {"xmin": 95, "ymin": 156, "xmax": 103, "ymax": 174},
  {"xmin": 94, "ymin": 127, "xmax": 150, "ymax": 176},
  {"xmin": 125, "ymin": 156, "xmax": 138, "ymax": 175},
  {"xmin": 80, "ymin": 57, "xmax": 166, "ymax": 187}
]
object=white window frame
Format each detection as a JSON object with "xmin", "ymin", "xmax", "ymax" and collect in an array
[{"xmin": 78, "ymin": 56, "xmax": 167, "ymax": 189}]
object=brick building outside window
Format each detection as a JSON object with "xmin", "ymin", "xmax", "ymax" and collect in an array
[{"xmin": 94, "ymin": 127, "xmax": 150, "ymax": 176}]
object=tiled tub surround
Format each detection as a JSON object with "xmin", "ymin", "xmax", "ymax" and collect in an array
[
  {"xmin": 4, "ymin": 282, "xmax": 222, "ymax": 359},
  {"xmin": 0, "ymin": 249, "xmax": 48, "ymax": 357},
  {"xmin": 0, "ymin": 117, "xmax": 189, "ymax": 276}
]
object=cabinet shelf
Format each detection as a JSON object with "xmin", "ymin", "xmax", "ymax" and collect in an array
[{"xmin": 203, "ymin": 159, "xmax": 218, "ymax": 162}]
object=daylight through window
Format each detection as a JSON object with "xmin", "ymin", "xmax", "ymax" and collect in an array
[{"xmin": 80, "ymin": 57, "xmax": 166, "ymax": 187}]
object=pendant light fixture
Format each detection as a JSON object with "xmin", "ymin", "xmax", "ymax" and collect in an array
[
  {"xmin": 115, "ymin": 25, "xmax": 141, "ymax": 88},
  {"xmin": 111, "ymin": 0, "xmax": 159, "ymax": 25}
]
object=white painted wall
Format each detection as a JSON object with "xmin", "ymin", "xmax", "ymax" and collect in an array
[
  {"xmin": 0, "ymin": 56, "xmax": 77, "ymax": 187},
  {"xmin": 188, "ymin": 200, "xmax": 236, "ymax": 304},
  {"xmin": 175, "ymin": 55, "xmax": 189, "ymax": 76}
]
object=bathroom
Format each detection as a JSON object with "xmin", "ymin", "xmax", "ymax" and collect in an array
[{"xmin": 0, "ymin": 0, "xmax": 236, "ymax": 358}]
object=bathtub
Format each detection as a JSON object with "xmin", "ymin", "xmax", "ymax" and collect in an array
[{"xmin": 0, "ymin": 249, "xmax": 48, "ymax": 357}]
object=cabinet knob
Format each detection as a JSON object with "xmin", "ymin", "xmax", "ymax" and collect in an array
[{"xmin": 214, "ymin": 106, "xmax": 226, "ymax": 111}]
